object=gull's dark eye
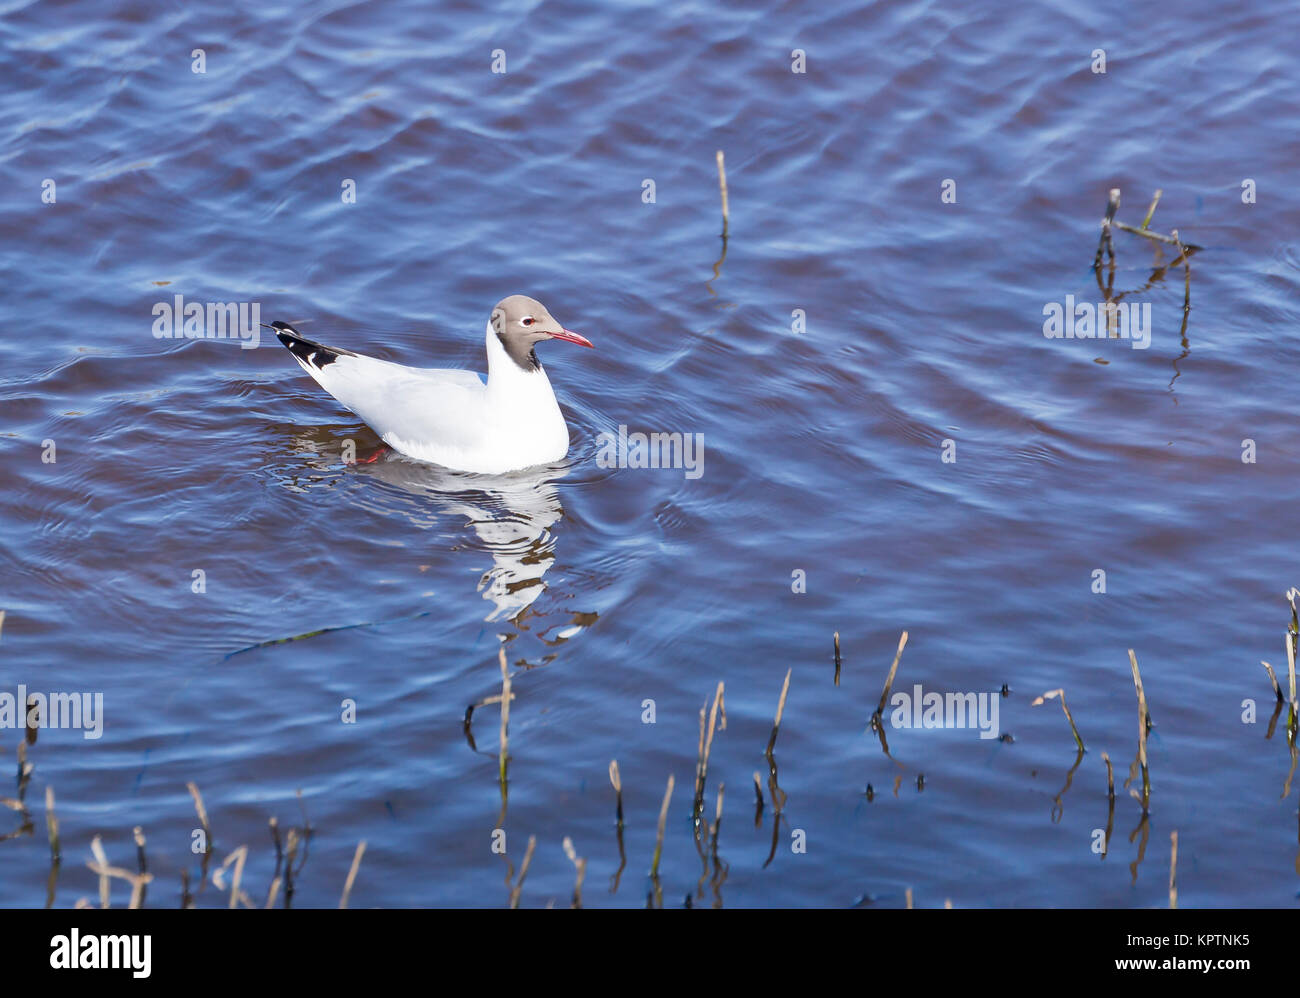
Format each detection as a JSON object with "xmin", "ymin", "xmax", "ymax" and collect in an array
[{"xmin": 522, "ymin": 317, "xmax": 535, "ymax": 326}]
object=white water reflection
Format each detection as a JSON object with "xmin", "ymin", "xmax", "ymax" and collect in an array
[{"xmin": 352, "ymin": 450, "xmax": 566, "ymax": 622}]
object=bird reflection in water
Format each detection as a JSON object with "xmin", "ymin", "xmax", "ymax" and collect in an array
[
  {"xmin": 354, "ymin": 447, "xmax": 566, "ymax": 624},
  {"xmin": 281, "ymin": 423, "xmax": 602, "ymax": 657}
]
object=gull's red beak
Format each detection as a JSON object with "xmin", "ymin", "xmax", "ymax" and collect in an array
[{"xmin": 549, "ymin": 328, "xmax": 594, "ymax": 348}]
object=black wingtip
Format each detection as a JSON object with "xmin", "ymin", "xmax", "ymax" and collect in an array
[{"xmin": 273, "ymin": 322, "xmax": 353, "ymax": 369}]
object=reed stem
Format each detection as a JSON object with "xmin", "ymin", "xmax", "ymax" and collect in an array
[
  {"xmin": 716, "ymin": 150, "xmax": 729, "ymax": 238},
  {"xmin": 873, "ymin": 631, "xmax": 909, "ymax": 721},
  {"xmin": 339, "ymin": 840, "xmax": 366, "ymax": 909},
  {"xmin": 651, "ymin": 774, "xmax": 674, "ymax": 878},
  {"xmin": 1031, "ymin": 688, "xmax": 1085, "ymax": 753}
]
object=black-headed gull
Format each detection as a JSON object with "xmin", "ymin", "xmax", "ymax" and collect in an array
[{"xmin": 272, "ymin": 295, "xmax": 593, "ymax": 473}]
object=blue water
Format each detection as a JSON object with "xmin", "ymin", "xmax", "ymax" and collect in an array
[{"xmin": 2, "ymin": 0, "xmax": 1299, "ymax": 907}]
